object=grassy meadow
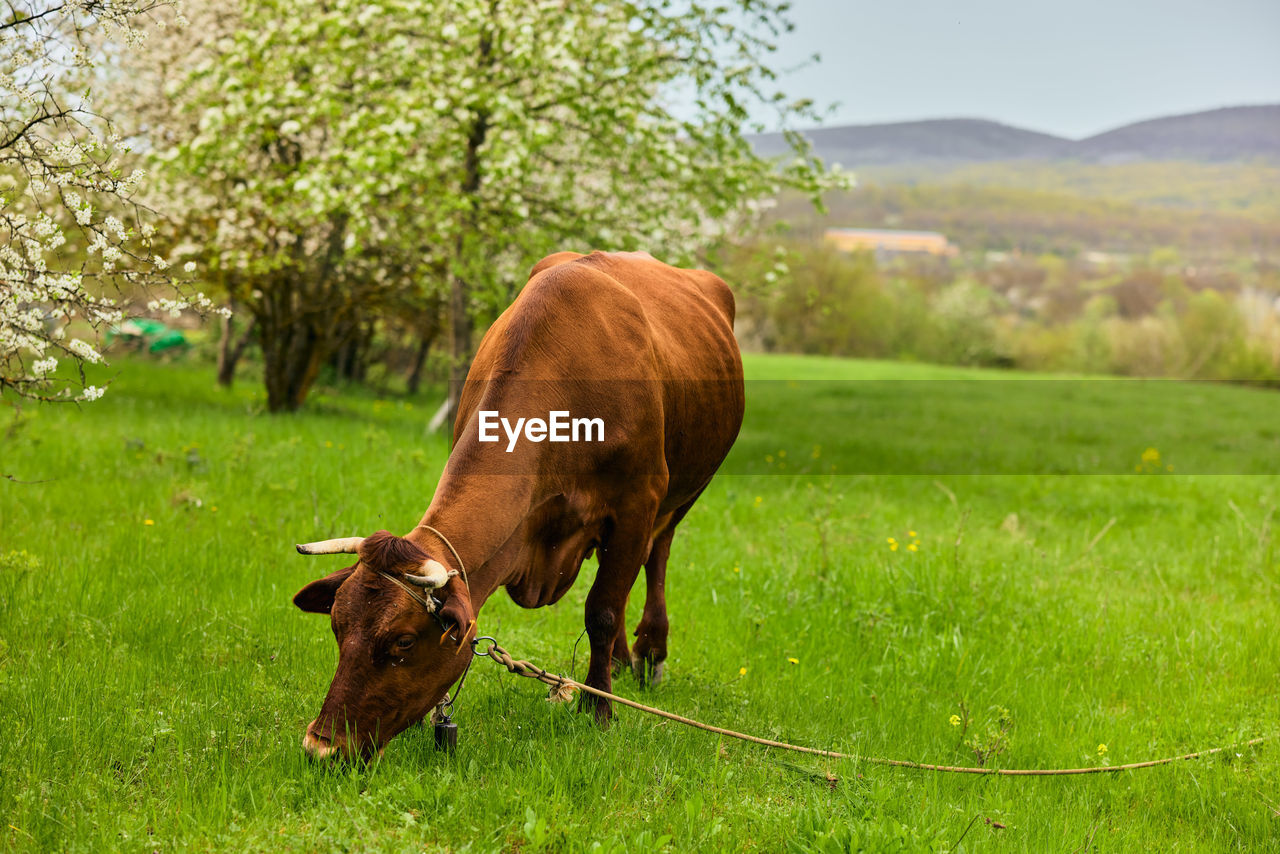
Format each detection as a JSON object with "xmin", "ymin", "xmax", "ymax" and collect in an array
[{"xmin": 2, "ymin": 354, "xmax": 1279, "ymax": 852}]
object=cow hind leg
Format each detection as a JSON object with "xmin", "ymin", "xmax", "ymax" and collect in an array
[
  {"xmin": 631, "ymin": 521, "xmax": 672, "ymax": 686},
  {"xmin": 631, "ymin": 494, "xmax": 699, "ymax": 687}
]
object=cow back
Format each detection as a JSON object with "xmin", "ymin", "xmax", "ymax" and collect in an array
[{"xmin": 454, "ymin": 251, "xmax": 744, "ymax": 514}]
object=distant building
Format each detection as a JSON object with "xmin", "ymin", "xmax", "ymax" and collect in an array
[{"xmin": 824, "ymin": 227, "xmax": 957, "ymax": 258}]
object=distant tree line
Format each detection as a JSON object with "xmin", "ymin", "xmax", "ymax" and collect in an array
[{"xmin": 729, "ymin": 241, "xmax": 1280, "ymax": 384}]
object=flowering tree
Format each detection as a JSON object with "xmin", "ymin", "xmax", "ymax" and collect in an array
[
  {"xmin": 121, "ymin": 0, "xmax": 838, "ymax": 412},
  {"xmin": 0, "ymin": 0, "xmax": 213, "ymax": 403},
  {"xmin": 426, "ymin": 0, "xmax": 839, "ymax": 419},
  {"xmin": 110, "ymin": 1, "xmax": 457, "ymax": 410}
]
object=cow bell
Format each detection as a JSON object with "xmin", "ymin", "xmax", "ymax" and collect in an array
[{"xmin": 433, "ymin": 717, "xmax": 458, "ymax": 753}]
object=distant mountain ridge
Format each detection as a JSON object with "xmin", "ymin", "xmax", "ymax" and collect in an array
[{"xmin": 750, "ymin": 105, "xmax": 1280, "ymax": 166}]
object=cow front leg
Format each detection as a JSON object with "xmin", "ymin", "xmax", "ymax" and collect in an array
[
  {"xmin": 580, "ymin": 524, "xmax": 652, "ymax": 724},
  {"xmin": 610, "ymin": 593, "xmax": 632, "ymax": 676}
]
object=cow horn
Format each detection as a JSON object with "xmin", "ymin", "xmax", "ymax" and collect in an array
[
  {"xmin": 295, "ymin": 537, "xmax": 365, "ymax": 555},
  {"xmin": 404, "ymin": 558, "xmax": 457, "ymax": 589}
]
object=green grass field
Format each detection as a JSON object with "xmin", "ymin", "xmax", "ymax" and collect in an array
[{"xmin": 2, "ymin": 354, "xmax": 1278, "ymax": 852}]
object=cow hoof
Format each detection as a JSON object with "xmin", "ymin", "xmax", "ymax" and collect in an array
[
  {"xmin": 630, "ymin": 653, "xmax": 665, "ymax": 686},
  {"xmin": 577, "ymin": 692, "xmax": 612, "ymax": 726}
]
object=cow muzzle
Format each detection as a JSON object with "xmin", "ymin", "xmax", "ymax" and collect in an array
[
  {"xmin": 302, "ymin": 720, "xmax": 343, "ymax": 760},
  {"xmin": 302, "ymin": 719, "xmax": 381, "ymax": 762}
]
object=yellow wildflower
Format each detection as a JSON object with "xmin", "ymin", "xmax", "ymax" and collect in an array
[
  {"xmin": 324, "ymin": 440, "xmax": 334, "ymax": 448},
  {"xmin": 739, "ymin": 667, "xmax": 747, "ymax": 676},
  {"xmin": 1097, "ymin": 743, "xmax": 1108, "ymax": 755},
  {"xmin": 949, "ymin": 714, "xmax": 961, "ymax": 727},
  {"xmin": 144, "ymin": 519, "xmax": 155, "ymax": 526},
  {"xmin": 1142, "ymin": 448, "xmax": 1160, "ymax": 463},
  {"xmin": 908, "ymin": 530, "xmax": 917, "ymax": 538},
  {"xmin": 733, "ymin": 566, "xmax": 740, "ymax": 573},
  {"xmin": 907, "ymin": 543, "xmax": 918, "ymax": 552},
  {"xmin": 890, "ymin": 543, "xmax": 899, "ymax": 551},
  {"xmin": 753, "ymin": 496, "xmax": 762, "ymax": 506},
  {"xmin": 787, "ymin": 657, "xmax": 799, "ymax": 664},
  {"xmin": 887, "ymin": 537, "xmax": 897, "ymax": 544}
]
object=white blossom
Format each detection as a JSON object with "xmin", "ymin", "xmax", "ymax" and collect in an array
[
  {"xmin": 68, "ymin": 339, "xmax": 103, "ymax": 364},
  {"xmin": 1, "ymin": 0, "xmax": 198, "ymax": 403}
]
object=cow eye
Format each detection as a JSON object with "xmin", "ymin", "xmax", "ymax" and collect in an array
[{"xmin": 394, "ymin": 634, "xmax": 416, "ymax": 651}]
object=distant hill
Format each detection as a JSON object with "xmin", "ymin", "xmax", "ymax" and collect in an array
[
  {"xmin": 1075, "ymin": 105, "xmax": 1280, "ymax": 163},
  {"xmin": 751, "ymin": 105, "xmax": 1280, "ymax": 167},
  {"xmin": 750, "ymin": 118, "xmax": 1070, "ymax": 165}
]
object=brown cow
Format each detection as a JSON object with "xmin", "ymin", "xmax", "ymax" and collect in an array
[{"xmin": 293, "ymin": 251, "xmax": 744, "ymax": 760}]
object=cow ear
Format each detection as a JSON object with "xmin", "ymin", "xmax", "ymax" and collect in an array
[{"xmin": 293, "ymin": 566, "xmax": 355, "ymax": 614}]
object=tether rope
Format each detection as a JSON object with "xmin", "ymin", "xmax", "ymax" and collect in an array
[{"xmin": 472, "ymin": 639, "xmax": 1271, "ymax": 776}]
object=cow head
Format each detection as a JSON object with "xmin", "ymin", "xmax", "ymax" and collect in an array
[{"xmin": 292, "ymin": 530, "xmax": 476, "ymax": 761}]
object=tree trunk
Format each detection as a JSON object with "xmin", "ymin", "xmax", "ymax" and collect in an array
[
  {"xmin": 444, "ymin": 26, "xmax": 493, "ymax": 431},
  {"xmin": 262, "ymin": 320, "xmax": 325, "ymax": 413},
  {"xmin": 351, "ymin": 321, "xmax": 372, "ymax": 383},
  {"xmin": 331, "ymin": 317, "xmax": 372, "ymax": 383},
  {"xmin": 216, "ymin": 310, "xmax": 256, "ymax": 388},
  {"xmin": 406, "ymin": 328, "xmax": 437, "ymax": 396},
  {"xmin": 446, "ymin": 272, "xmax": 472, "ymax": 427},
  {"xmin": 259, "ymin": 280, "xmax": 328, "ymax": 413},
  {"xmin": 257, "ymin": 215, "xmax": 350, "ymax": 412},
  {"xmin": 333, "ymin": 336, "xmax": 355, "ymax": 382}
]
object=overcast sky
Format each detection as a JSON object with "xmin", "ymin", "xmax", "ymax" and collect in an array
[{"xmin": 761, "ymin": 0, "xmax": 1280, "ymax": 138}]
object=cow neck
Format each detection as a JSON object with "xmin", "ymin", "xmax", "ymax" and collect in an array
[
  {"xmin": 409, "ymin": 469, "xmax": 540, "ymax": 607},
  {"xmin": 410, "ymin": 373, "xmax": 557, "ymax": 606}
]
